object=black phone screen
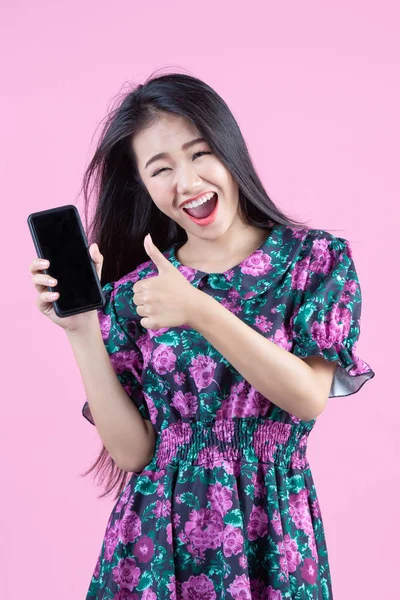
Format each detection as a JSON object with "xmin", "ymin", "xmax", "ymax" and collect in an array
[{"xmin": 28, "ymin": 205, "xmax": 105, "ymax": 316}]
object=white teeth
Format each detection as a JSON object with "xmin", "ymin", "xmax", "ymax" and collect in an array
[{"xmin": 182, "ymin": 192, "xmax": 216, "ymax": 209}]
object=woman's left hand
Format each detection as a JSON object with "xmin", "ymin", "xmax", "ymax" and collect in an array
[{"xmin": 132, "ymin": 234, "xmax": 204, "ymax": 330}]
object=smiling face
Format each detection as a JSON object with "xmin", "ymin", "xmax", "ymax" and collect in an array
[{"xmin": 132, "ymin": 111, "xmax": 243, "ymax": 243}]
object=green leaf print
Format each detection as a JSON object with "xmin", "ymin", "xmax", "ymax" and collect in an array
[
  {"xmin": 176, "ymin": 349, "xmax": 194, "ymax": 369},
  {"xmin": 137, "ymin": 571, "xmax": 153, "ymax": 591},
  {"xmin": 287, "ymin": 474, "xmax": 305, "ymax": 494},
  {"xmin": 154, "ymin": 330, "xmax": 181, "ymax": 347},
  {"xmin": 223, "ymin": 508, "xmax": 244, "ymax": 527},
  {"xmin": 140, "ymin": 501, "xmax": 158, "ymax": 522},
  {"xmin": 180, "ymin": 491, "xmax": 200, "ymax": 509},
  {"xmin": 135, "ymin": 477, "xmax": 159, "ymax": 496},
  {"xmin": 321, "ymin": 577, "xmax": 330, "ymax": 600}
]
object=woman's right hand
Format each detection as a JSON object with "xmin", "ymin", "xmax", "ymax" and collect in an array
[{"xmin": 29, "ymin": 243, "xmax": 104, "ymax": 333}]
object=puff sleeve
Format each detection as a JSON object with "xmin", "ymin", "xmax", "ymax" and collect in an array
[
  {"xmin": 82, "ymin": 280, "xmax": 150, "ymax": 425},
  {"xmin": 291, "ymin": 235, "xmax": 375, "ymax": 398}
]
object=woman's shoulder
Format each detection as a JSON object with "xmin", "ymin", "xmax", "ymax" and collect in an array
[
  {"xmin": 292, "ymin": 226, "xmax": 353, "ymax": 263},
  {"xmin": 109, "ymin": 256, "xmax": 160, "ymax": 294}
]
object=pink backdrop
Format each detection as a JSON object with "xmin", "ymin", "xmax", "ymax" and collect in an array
[{"xmin": 1, "ymin": 1, "xmax": 398, "ymax": 598}]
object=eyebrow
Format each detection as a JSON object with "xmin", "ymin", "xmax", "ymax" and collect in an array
[{"xmin": 144, "ymin": 137, "xmax": 207, "ymax": 169}]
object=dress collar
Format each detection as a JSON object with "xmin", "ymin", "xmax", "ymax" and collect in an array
[{"xmin": 165, "ymin": 223, "xmax": 308, "ymax": 301}]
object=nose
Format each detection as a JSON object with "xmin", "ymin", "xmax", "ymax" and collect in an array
[{"xmin": 174, "ymin": 161, "xmax": 203, "ymax": 197}]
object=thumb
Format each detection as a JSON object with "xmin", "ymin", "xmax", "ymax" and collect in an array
[
  {"xmin": 144, "ymin": 233, "xmax": 172, "ymax": 273},
  {"xmin": 89, "ymin": 243, "xmax": 103, "ymax": 279}
]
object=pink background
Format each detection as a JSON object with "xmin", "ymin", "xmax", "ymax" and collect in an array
[{"xmin": 1, "ymin": 1, "xmax": 398, "ymax": 598}]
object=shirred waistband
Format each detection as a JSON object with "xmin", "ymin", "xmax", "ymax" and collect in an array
[{"xmin": 151, "ymin": 418, "xmax": 312, "ymax": 470}]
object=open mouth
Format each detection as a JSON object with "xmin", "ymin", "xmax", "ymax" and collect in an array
[{"xmin": 182, "ymin": 192, "xmax": 218, "ymax": 220}]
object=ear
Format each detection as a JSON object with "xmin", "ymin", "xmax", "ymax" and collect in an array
[{"xmin": 144, "ymin": 234, "xmax": 173, "ymax": 274}]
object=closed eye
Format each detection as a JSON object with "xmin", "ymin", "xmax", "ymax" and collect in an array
[{"xmin": 151, "ymin": 151, "xmax": 212, "ymax": 177}]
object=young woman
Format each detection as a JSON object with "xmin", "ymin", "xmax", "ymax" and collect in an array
[{"xmin": 29, "ymin": 73, "xmax": 375, "ymax": 599}]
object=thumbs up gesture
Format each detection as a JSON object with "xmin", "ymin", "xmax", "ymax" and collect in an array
[{"xmin": 132, "ymin": 233, "xmax": 203, "ymax": 331}]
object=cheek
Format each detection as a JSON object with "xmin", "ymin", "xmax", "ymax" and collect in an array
[{"xmin": 146, "ymin": 181, "xmax": 174, "ymax": 213}]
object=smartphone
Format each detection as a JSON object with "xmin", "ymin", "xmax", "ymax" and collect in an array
[{"xmin": 27, "ymin": 204, "xmax": 106, "ymax": 317}]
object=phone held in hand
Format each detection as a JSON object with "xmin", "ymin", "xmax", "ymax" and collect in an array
[{"xmin": 27, "ymin": 204, "xmax": 106, "ymax": 317}]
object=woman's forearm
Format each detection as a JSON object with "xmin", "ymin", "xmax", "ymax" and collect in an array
[
  {"xmin": 190, "ymin": 293, "xmax": 326, "ymax": 421},
  {"xmin": 66, "ymin": 319, "xmax": 155, "ymax": 471}
]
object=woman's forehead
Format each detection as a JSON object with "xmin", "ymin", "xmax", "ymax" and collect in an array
[{"xmin": 132, "ymin": 113, "xmax": 202, "ymax": 161}]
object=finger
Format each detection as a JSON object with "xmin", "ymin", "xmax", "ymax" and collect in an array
[
  {"xmin": 36, "ymin": 289, "xmax": 59, "ymax": 312},
  {"xmin": 132, "ymin": 292, "xmax": 145, "ymax": 306},
  {"xmin": 32, "ymin": 273, "xmax": 58, "ymax": 293},
  {"xmin": 136, "ymin": 304, "xmax": 150, "ymax": 317},
  {"xmin": 29, "ymin": 257, "xmax": 50, "ymax": 274},
  {"xmin": 89, "ymin": 243, "xmax": 103, "ymax": 278},
  {"xmin": 143, "ymin": 234, "xmax": 172, "ymax": 274}
]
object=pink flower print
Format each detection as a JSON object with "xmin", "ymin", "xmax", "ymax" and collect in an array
[
  {"xmin": 167, "ymin": 574, "xmax": 178, "ymax": 600},
  {"xmin": 308, "ymin": 530, "xmax": 319, "ymax": 562},
  {"xmin": 206, "ymin": 482, "xmax": 233, "ymax": 516},
  {"xmin": 184, "ymin": 508, "xmax": 224, "ymax": 552},
  {"xmin": 344, "ymin": 277, "xmax": 358, "ymax": 295},
  {"xmin": 289, "ymin": 489, "xmax": 313, "ymax": 535},
  {"xmin": 312, "ymin": 498, "xmax": 321, "ymax": 519},
  {"xmin": 254, "ymin": 314, "xmax": 273, "ymax": 334},
  {"xmin": 273, "ymin": 322, "xmax": 293, "ymax": 352},
  {"xmin": 250, "ymin": 577, "xmax": 266, "ymax": 600},
  {"xmin": 152, "ymin": 343, "xmax": 177, "ymax": 375},
  {"xmin": 119, "ymin": 508, "xmax": 142, "ymax": 544},
  {"xmin": 301, "ymin": 557, "xmax": 318, "ymax": 585},
  {"xmin": 181, "ymin": 573, "xmax": 217, "ymax": 600},
  {"xmin": 156, "ymin": 481, "xmax": 164, "ymax": 497},
  {"xmin": 166, "ymin": 522, "xmax": 173, "ymax": 545},
  {"xmin": 112, "ymin": 556, "xmax": 141, "ymax": 592},
  {"xmin": 310, "ymin": 304, "xmax": 351, "ymax": 349},
  {"xmin": 291, "ymin": 227, "xmax": 309, "ymax": 240},
  {"xmin": 310, "ymin": 238, "xmax": 335, "ymax": 275},
  {"xmin": 140, "ymin": 468, "xmax": 164, "ymax": 482},
  {"xmin": 247, "ymin": 386, "xmax": 271, "ymax": 417},
  {"xmin": 98, "ymin": 312, "xmax": 111, "ymax": 339},
  {"xmin": 266, "ymin": 586, "xmax": 283, "ymax": 600},
  {"xmin": 93, "ymin": 554, "xmax": 101, "ymax": 579},
  {"xmin": 225, "ymin": 268, "xmax": 235, "ymax": 281},
  {"xmin": 171, "ymin": 390, "xmax": 198, "ymax": 418},
  {"xmin": 189, "ymin": 354, "xmax": 218, "ymax": 391},
  {"xmin": 153, "ymin": 498, "xmax": 171, "ymax": 519},
  {"xmin": 143, "ymin": 392, "xmax": 158, "ymax": 424},
  {"xmin": 241, "ymin": 249, "xmax": 272, "ymax": 277},
  {"xmin": 113, "ymin": 591, "xmax": 139, "ymax": 600},
  {"xmin": 291, "ymin": 256, "xmax": 311, "ymax": 291},
  {"xmin": 142, "ymin": 590, "xmax": 157, "ymax": 600},
  {"xmin": 137, "ymin": 333, "xmax": 152, "ymax": 370},
  {"xmin": 223, "ymin": 524, "xmax": 244, "ymax": 557},
  {"xmin": 109, "ymin": 349, "xmax": 143, "ymax": 381},
  {"xmin": 227, "ymin": 574, "xmax": 251, "ymax": 599},
  {"xmin": 290, "ymin": 450, "xmax": 308, "ymax": 470},
  {"xmin": 148, "ymin": 326, "xmax": 169, "ymax": 339},
  {"xmin": 212, "ymin": 418, "xmax": 235, "ymax": 442},
  {"xmin": 271, "ymin": 510, "xmax": 283, "ymax": 536},
  {"xmin": 251, "ymin": 469, "xmax": 267, "ymax": 499},
  {"xmin": 177, "ymin": 265, "xmax": 197, "ymax": 282},
  {"xmin": 117, "ymin": 270, "xmax": 141, "ymax": 287},
  {"xmin": 133, "ymin": 534, "xmax": 155, "ymax": 563},
  {"xmin": 283, "ymin": 534, "xmax": 302, "ymax": 572},
  {"xmin": 104, "ymin": 520, "xmax": 120, "ymax": 561},
  {"xmin": 239, "ymin": 555, "xmax": 248, "ymax": 570},
  {"xmin": 247, "ymin": 505, "xmax": 268, "ymax": 541},
  {"xmin": 116, "ymin": 485, "xmax": 131, "ymax": 512},
  {"xmin": 173, "ymin": 371, "xmax": 186, "ymax": 386},
  {"xmin": 196, "ymin": 446, "xmax": 225, "ymax": 469}
]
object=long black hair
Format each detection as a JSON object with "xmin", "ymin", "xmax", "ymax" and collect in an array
[{"xmin": 80, "ymin": 71, "xmax": 311, "ymax": 500}]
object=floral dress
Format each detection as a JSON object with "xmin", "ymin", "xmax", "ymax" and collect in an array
[{"xmin": 82, "ymin": 223, "xmax": 375, "ymax": 600}]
